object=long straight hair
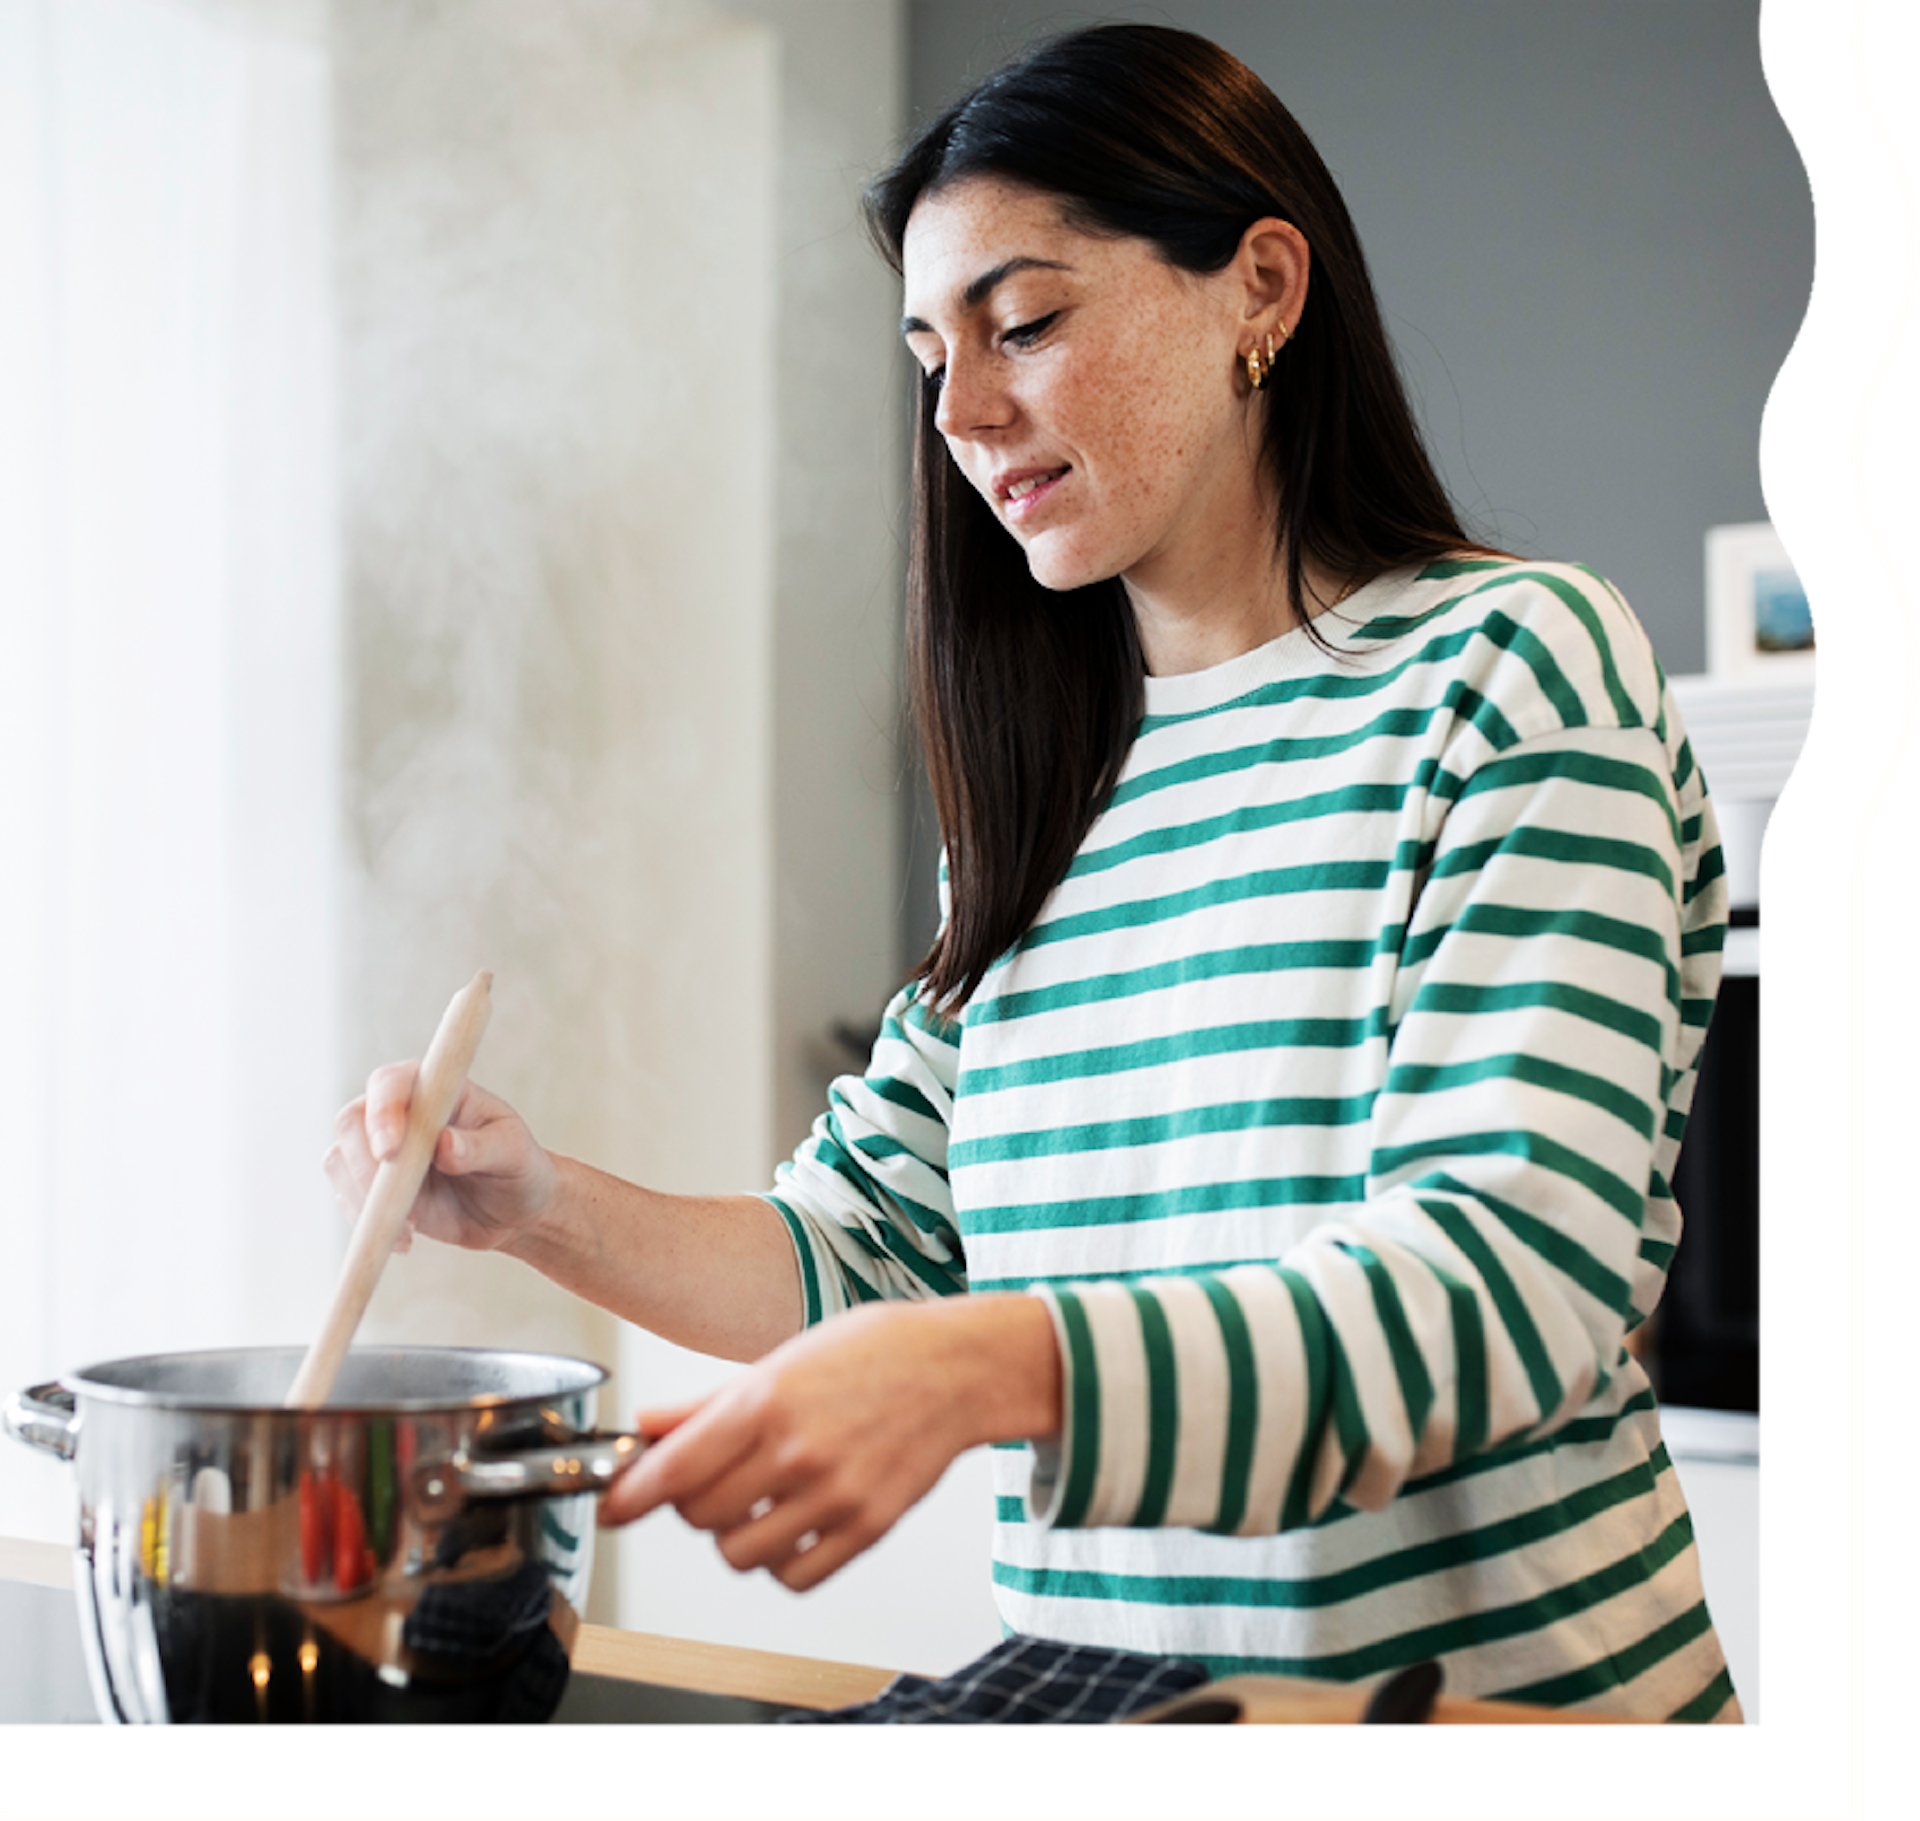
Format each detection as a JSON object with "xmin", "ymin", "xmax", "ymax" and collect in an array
[{"xmin": 865, "ymin": 24, "xmax": 1485, "ymax": 1013}]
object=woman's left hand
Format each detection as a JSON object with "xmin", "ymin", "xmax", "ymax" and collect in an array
[{"xmin": 600, "ymin": 1295, "xmax": 1060, "ymax": 1591}]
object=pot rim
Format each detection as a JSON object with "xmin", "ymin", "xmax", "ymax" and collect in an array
[{"xmin": 58, "ymin": 1343, "xmax": 610, "ymax": 1416}]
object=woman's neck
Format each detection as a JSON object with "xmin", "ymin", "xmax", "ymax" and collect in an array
[{"xmin": 1124, "ymin": 546, "xmax": 1351, "ymax": 677}]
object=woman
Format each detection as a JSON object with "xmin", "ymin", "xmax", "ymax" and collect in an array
[{"xmin": 328, "ymin": 24, "xmax": 1738, "ymax": 1721}]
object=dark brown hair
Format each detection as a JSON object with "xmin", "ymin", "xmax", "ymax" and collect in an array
[{"xmin": 864, "ymin": 23, "xmax": 1482, "ymax": 1013}]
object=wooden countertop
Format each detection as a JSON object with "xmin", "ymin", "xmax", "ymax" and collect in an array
[{"xmin": 0, "ymin": 1534, "xmax": 896, "ymax": 1712}]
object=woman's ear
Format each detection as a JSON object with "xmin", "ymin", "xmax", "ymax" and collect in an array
[{"xmin": 1235, "ymin": 216, "xmax": 1310, "ymax": 339}]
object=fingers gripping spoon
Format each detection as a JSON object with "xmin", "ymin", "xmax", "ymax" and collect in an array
[{"xmin": 285, "ymin": 971, "xmax": 495, "ymax": 1409}]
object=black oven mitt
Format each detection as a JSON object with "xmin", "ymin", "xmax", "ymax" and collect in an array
[{"xmin": 778, "ymin": 1634, "xmax": 1211, "ymax": 1724}]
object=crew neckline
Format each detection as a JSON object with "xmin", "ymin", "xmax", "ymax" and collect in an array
[{"xmin": 1139, "ymin": 567, "xmax": 1411, "ymax": 719}]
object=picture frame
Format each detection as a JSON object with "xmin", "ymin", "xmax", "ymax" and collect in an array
[{"xmin": 1706, "ymin": 521, "xmax": 1815, "ymax": 679}]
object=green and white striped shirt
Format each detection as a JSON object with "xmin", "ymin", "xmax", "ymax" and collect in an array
[{"xmin": 767, "ymin": 558, "xmax": 1738, "ymax": 1721}]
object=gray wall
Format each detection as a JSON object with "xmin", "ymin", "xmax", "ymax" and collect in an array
[{"xmin": 900, "ymin": 0, "xmax": 1810, "ymax": 956}]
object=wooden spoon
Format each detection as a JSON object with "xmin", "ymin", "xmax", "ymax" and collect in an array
[{"xmin": 284, "ymin": 970, "xmax": 495, "ymax": 1408}]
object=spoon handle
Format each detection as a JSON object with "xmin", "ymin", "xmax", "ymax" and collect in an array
[{"xmin": 285, "ymin": 970, "xmax": 494, "ymax": 1408}]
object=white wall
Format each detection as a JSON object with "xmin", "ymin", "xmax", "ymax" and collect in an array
[
  {"xmin": 0, "ymin": 0, "xmax": 342, "ymax": 1548},
  {"xmin": 328, "ymin": 0, "xmax": 784, "ymax": 1631}
]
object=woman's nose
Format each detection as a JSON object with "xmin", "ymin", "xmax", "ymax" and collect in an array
[{"xmin": 933, "ymin": 352, "xmax": 1011, "ymax": 439}]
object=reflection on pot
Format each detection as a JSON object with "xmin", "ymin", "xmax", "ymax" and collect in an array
[{"xmin": 7, "ymin": 1346, "xmax": 638, "ymax": 1724}]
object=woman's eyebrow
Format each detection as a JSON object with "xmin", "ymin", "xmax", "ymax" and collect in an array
[{"xmin": 901, "ymin": 255, "xmax": 1074, "ymax": 335}]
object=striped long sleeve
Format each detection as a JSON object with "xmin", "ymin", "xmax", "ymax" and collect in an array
[{"xmin": 762, "ymin": 557, "xmax": 1734, "ymax": 1717}]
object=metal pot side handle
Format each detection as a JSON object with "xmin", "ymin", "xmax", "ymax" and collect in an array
[
  {"xmin": 411, "ymin": 1432, "xmax": 644, "ymax": 1523},
  {"xmin": 3, "ymin": 1382, "xmax": 79, "ymax": 1461}
]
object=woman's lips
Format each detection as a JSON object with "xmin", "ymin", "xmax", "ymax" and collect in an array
[{"xmin": 1001, "ymin": 466, "xmax": 1070, "ymax": 522}]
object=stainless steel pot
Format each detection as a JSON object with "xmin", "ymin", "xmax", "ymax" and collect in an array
[{"xmin": 3, "ymin": 1345, "xmax": 642, "ymax": 1723}]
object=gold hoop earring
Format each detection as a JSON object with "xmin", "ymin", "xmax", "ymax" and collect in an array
[{"xmin": 1247, "ymin": 322, "xmax": 1289, "ymax": 392}]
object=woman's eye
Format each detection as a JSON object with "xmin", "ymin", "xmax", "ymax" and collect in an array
[
  {"xmin": 1002, "ymin": 312, "xmax": 1059, "ymax": 348},
  {"xmin": 915, "ymin": 314, "xmax": 1054, "ymax": 393}
]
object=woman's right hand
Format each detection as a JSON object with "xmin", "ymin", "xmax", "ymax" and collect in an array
[{"xmin": 323, "ymin": 1064, "xmax": 560, "ymax": 1255}]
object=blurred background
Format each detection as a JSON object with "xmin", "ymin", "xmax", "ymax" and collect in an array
[{"xmin": 0, "ymin": 0, "xmax": 1805, "ymax": 1704}]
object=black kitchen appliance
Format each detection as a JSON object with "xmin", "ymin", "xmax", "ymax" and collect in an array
[{"xmin": 1653, "ymin": 675, "xmax": 1806, "ymax": 1419}]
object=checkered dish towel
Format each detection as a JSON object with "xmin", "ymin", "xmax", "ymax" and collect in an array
[{"xmin": 778, "ymin": 1635, "xmax": 1211, "ymax": 1724}]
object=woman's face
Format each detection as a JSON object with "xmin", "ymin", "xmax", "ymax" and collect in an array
[{"xmin": 900, "ymin": 177, "xmax": 1272, "ymax": 599}]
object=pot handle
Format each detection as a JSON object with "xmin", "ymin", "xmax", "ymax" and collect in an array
[
  {"xmin": 410, "ymin": 1432, "xmax": 644, "ymax": 1522},
  {"xmin": 4, "ymin": 1382, "xmax": 78, "ymax": 1461}
]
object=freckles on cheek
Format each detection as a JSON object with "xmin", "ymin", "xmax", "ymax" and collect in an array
[
  {"xmin": 1107, "ymin": 405, "xmax": 1184, "ymax": 504},
  {"xmin": 1106, "ymin": 471, "xmax": 1160, "ymax": 518}
]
